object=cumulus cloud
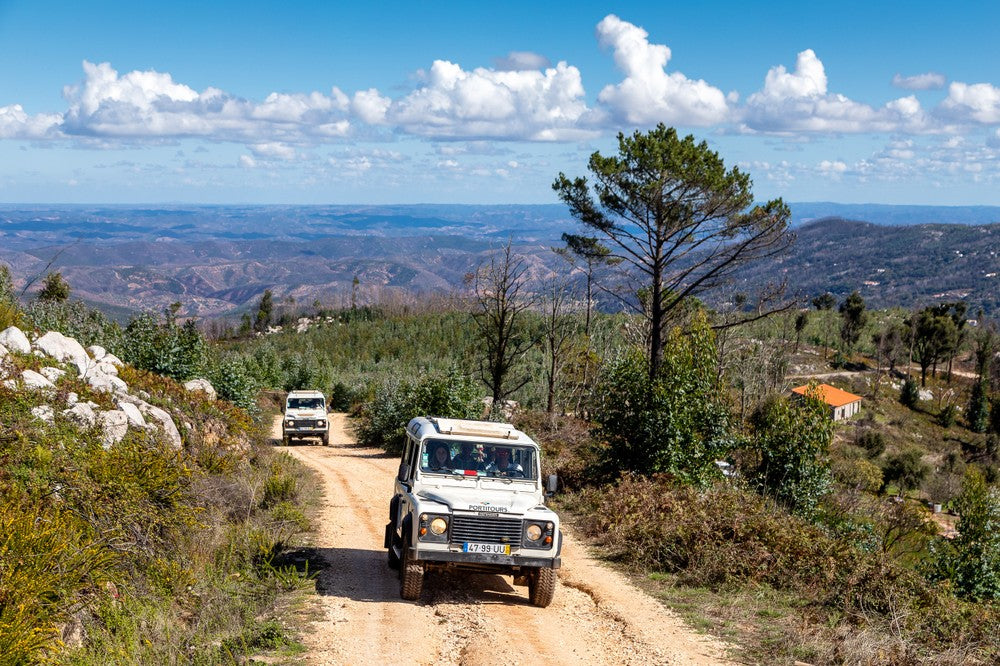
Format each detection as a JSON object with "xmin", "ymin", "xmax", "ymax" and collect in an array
[
  {"xmin": 60, "ymin": 61, "xmax": 353, "ymax": 142},
  {"xmin": 249, "ymin": 142, "xmax": 297, "ymax": 160},
  {"xmin": 595, "ymin": 14, "xmax": 729, "ymax": 126},
  {"xmin": 386, "ymin": 59, "xmax": 594, "ymax": 140},
  {"xmin": 741, "ymin": 49, "xmax": 930, "ymax": 134},
  {"xmin": 938, "ymin": 81, "xmax": 1000, "ymax": 124},
  {"xmin": 892, "ymin": 72, "xmax": 946, "ymax": 90},
  {"xmin": 0, "ymin": 104, "xmax": 62, "ymax": 139},
  {"xmin": 494, "ymin": 51, "xmax": 551, "ymax": 71}
]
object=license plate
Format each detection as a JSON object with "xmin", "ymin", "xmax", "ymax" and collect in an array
[{"xmin": 463, "ymin": 542, "xmax": 510, "ymax": 554}]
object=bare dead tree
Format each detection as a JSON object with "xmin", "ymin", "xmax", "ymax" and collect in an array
[
  {"xmin": 469, "ymin": 240, "xmax": 538, "ymax": 415},
  {"xmin": 541, "ymin": 280, "xmax": 579, "ymax": 414}
]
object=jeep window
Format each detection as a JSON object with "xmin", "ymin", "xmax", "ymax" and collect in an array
[
  {"xmin": 419, "ymin": 440, "xmax": 537, "ymax": 480},
  {"xmin": 287, "ymin": 397, "xmax": 324, "ymax": 410}
]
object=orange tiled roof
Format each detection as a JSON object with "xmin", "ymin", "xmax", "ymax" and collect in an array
[{"xmin": 791, "ymin": 383, "xmax": 862, "ymax": 408}]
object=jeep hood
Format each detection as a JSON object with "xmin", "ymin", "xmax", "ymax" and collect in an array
[{"xmin": 417, "ymin": 488, "xmax": 547, "ymax": 516}]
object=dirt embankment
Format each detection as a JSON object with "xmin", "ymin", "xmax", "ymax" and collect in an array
[{"xmin": 275, "ymin": 414, "xmax": 733, "ymax": 665}]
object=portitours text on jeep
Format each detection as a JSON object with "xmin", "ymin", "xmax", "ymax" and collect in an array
[
  {"xmin": 384, "ymin": 417, "xmax": 562, "ymax": 606},
  {"xmin": 281, "ymin": 390, "xmax": 329, "ymax": 445}
]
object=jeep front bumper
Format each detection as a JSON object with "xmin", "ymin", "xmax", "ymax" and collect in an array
[{"xmin": 408, "ymin": 547, "xmax": 560, "ymax": 569}]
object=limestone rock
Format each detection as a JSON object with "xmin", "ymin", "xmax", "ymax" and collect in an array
[
  {"xmin": 95, "ymin": 361, "xmax": 119, "ymax": 377},
  {"xmin": 0, "ymin": 342, "xmax": 8, "ymax": 359},
  {"xmin": 87, "ymin": 345, "xmax": 107, "ymax": 361},
  {"xmin": 117, "ymin": 401, "xmax": 146, "ymax": 428},
  {"xmin": 0, "ymin": 326, "xmax": 30, "ymax": 354},
  {"xmin": 31, "ymin": 405, "xmax": 54, "ymax": 424},
  {"xmin": 34, "ymin": 331, "xmax": 89, "ymax": 369},
  {"xmin": 64, "ymin": 402, "xmax": 97, "ymax": 428},
  {"xmin": 98, "ymin": 410, "xmax": 129, "ymax": 448},
  {"xmin": 86, "ymin": 372, "xmax": 128, "ymax": 394},
  {"xmin": 183, "ymin": 378, "xmax": 217, "ymax": 400},
  {"xmin": 40, "ymin": 366, "xmax": 66, "ymax": 383},
  {"xmin": 141, "ymin": 405, "xmax": 182, "ymax": 449},
  {"xmin": 22, "ymin": 369, "xmax": 56, "ymax": 391},
  {"xmin": 103, "ymin": 353, "xmax": 124, "ymax": 367}
]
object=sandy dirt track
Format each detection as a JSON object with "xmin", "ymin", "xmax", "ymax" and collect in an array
[{"xmin": 275, "ymin": 414, "xmax": 733, "ymax": 666}]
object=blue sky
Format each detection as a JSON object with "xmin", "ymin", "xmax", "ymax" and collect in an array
[{"xmin": 2, "ymin": 1, "xmax": 1000, "ymax": 205}]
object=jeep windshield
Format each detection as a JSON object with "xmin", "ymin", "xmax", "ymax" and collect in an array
[
  {"xmin": 287, "ymin": 398, "xmax": 324, "ymax": 410},
  {"xmin": 420, "ymin": 439, "xmax": 537, "ymax": 480}
]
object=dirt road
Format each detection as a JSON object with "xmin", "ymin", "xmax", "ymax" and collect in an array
[{"xmin": 275, "ymin": 414, "xmax": 733, "ymax": 666}]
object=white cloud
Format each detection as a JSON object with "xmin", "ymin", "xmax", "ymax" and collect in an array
[
  {"xmin": 351, "ymin": 88, "xmax": 391, "ymax": 124},
  {"xmin": 250, "ymin": 142, "xmax": 297, "ymax": 160},
  {"xmin": 741, "ymin": 50, "xmax": 930, "ymax": 134},
  {"xmin": 939, "ymin": 81, "xmax": 1000, "ymax": 124},
  {"xmin": 0, "ymin": 104, "xmax": 62, "ymax": 139},
  {"xmin": 892, "ymin": 72, "xmax": 946, "ymax": 90},
  {"xmin": 494, "ymin": 51, "xmax": 551, "ymax": 71},
  {"xmin": 387, "ymin": 59, "xmax": 594, "ymax": 140},
  {"xmin": 595, "ymin": 14, "xmax": 729, "ymax": 126},
  {"xmin": 60, "ymin": 61, "xmax": 353, "ymax": 142},
  {"xmin": 238, "ymin": 155, "xmax": 256, "ymax": 168}
]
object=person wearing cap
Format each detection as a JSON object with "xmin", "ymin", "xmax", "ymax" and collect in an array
[{"xmin": 485, "ymin": 447, "xmax": 523, "ymax": 477}]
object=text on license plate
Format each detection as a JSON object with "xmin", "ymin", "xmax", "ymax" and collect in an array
[{"xmin": 463, "ymin": 542, "xmax": 510, "ymax": 554}]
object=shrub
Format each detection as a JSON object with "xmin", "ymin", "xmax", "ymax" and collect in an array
[
  {"xmin": 747, "ymin": 388, "xmax": 833, "ymax": 517},
  {"xmin": 208, "ymin": 357, "xmax": 260, "ymax": 413},
  {"xmin": 882, "ymin": 448, "xmax": 930, "ymax": 496},
  {"xmin": 355, "ymin": 370, "xmax": 481, "ymax": 454},
  {"xmin": 899, "ymin": 376, "xmax": 920, "ymax": 408},
  {"xmin": 856, "ymin": 429, "xmax": 886, "ymax": 458},
  {"xmin": 591, "ymin": 313, "xmax": 731, "ymax": 485},
  {"xmin": 23, "ymin": 299, "xmax": 123, "ymax": 350},
  {"xmin": 118, "ymin": 312, "xmax": 205, "ymax": 381},
  {"xmin": 938, "ymin": 404, "xmax": 957, "ymax": 428},
  {"xmin": 929, "ymin": 467, "xmax": 1000, "ymax": 601}
]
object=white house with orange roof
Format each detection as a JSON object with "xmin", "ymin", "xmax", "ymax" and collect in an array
[{"xmin": 791, "ymin": 383, "xmax": 862, "ymax": 421}]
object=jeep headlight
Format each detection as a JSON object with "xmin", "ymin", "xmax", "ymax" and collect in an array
[
  {"xmin": 284, "ymin": 419, "xmax": 294, "ymax": 427},
  {"xmin": 526, "ymin": 524, "xmax": 542, "ymax": 541},
  {"xmin": 316, "ymin": 419, "xmax": 325, "ymax": 427},
  {"xmin": 429, "ymin": 517, "xmax": 448, "ymax": 535}
]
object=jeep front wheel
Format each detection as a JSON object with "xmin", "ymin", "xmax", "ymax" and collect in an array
[
  {"xmin": 399, "ymin": 538, "xmax": 423, "ymax": 601},
  {"xmin": 528, "ymin": 567, "xmax": 556, "ymax": 607}
]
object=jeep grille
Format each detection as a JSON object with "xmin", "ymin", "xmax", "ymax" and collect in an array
[{"xmin": 450, "ymin": 515, "xmax": 523, "ymax": 544}]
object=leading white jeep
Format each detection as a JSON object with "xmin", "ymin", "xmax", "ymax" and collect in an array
[
  {"xmin": 384, "ymin": 417, "xmax": 561, "ymax": 606},
  {"xmin": 281, "ymin": 390, "xmax": 329, "ymax": 445}
]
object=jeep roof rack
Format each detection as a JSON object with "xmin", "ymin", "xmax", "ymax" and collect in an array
[{"xmin": 430, "ymin": 417, "xmax": 519, "ymax": 440}]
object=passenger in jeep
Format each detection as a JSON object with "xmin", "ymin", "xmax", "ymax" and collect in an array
[
  {"xmin": 451, "ymin": 442, "xmax": 484, "ymax": 471},
  {"xmin": 429, "ymin": 443, "xmax": 452, "ymax": 471}
]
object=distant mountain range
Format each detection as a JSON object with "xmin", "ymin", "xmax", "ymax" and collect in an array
[{"xmin": 1, "ymin": 204, "xmax": 998, "ymax": 319}]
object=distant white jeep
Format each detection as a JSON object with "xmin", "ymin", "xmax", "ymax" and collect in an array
[
  {"xmin": 281, "ymin": 390, "xmax": 329, "ymax": 445},
  {"xmin": 384, "ymin": 417, "xmax": 562, "ymax": 606}
]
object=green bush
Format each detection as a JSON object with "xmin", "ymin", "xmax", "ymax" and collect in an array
[
  {"xmin": 355, "ymin": 370, "xmax": 481, "ymax": 454},
  {"xmin": 23, "ymin": 299, "xmax": 123, "ymax": 350},
  {"xmin": 856, "ymin": 429, "xmax": 886, "ymax": 458},
  {"xmin": 900, "ymin": 376, "xmax": 920, "ymax": 408},
  {"xmin": 748, "ymin": 389, "xmax": 833, "ymax": 517},
  {"xmin": 591, "ymin": 313, "xmax": 731, "ymax": 485},
  {"xmin": 118, "ymin": 312, "xmax": 205, "ymax": 381},
  {"xmin": 208, "ymin": 357, "xmax": 260, "ymax": 413}
]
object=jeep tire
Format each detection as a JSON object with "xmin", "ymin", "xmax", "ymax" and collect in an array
[
  {"xmin": 322, "ymin": 429, "xmax": 330, "ymax": 446},
  {"xmin": 281, "ymin": 434, "xmax": 290, "ymax": 446},
  {"xmin": 528, "ymin": 567, "xmax": 556, "ymax": 607},
  {"xmin": 399, "ymin": 536, "xmax": 423, "ymax": 601}
]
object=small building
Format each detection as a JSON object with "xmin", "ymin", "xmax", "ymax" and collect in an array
[{"xmin": 791, "ymin": 383, "xmax": 862, "ymax": 421}]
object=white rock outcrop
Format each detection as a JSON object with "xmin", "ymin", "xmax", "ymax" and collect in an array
[
  {"xmin": 117, "ymin": 401, "xmax": 147, "ymax": 428},
  {"xmin": 98, "ymin": 410, "xmax": 129, "ymax": 448},
  {"xmin": 183, "ymin": 378, "xmax": 217, "ymax": 400},
  {"xmin": 0, "ymin": 326, "xmax": 30, "ymax": 354},
  {"xmin": 31, "ymin": 405, "xmax": 54, "ymax": 424},
  {"xmin": 63, "ymin": 402, "xmax": 97, "ymax": 428},
  {"xmin": 34, "ymin": 331, "xmax": 90, "ymax": 369},
  {"xmin": 87, "ymin": 345, "xmax": 107, "ymax": 361},
  {"xmin": 40, "ymin": 366, "xmax": 66, "ymax": 383},
  {"xmin": 22, "ymin": 369, "xmax": 56, "ymax": 391},
  {"xmin": 141, "ymin": 405, "xmax": 183, "ymax": 449}
]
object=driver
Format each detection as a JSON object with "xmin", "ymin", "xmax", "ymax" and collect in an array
[{"xmin": 485, "ymin": 447, "xmax": 523, "ymax": 477}]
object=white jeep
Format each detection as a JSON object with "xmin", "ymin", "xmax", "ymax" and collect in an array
[
  {"xmin": 281, "ymin": 390, "xmax": 329, "ymax": 445},
  {"xmin": 384, "ymin": 417, "xmax": 561, "ymax": 606}
]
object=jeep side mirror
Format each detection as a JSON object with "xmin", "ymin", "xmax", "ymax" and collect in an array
[
  {"xmin": 546, "ymin": 474, "xmax": 558, "ymax": 495},
  {"xmin": 397, "ymin": 463, "xmax": 410, "ymax": 483}
]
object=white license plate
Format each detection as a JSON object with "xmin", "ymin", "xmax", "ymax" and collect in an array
[{"xmin": 463, "ymin": 542, "xmax": 510, "ymax": 554}]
